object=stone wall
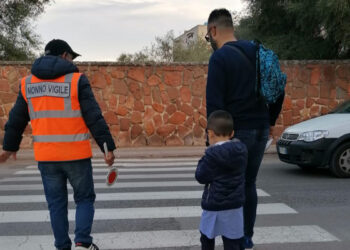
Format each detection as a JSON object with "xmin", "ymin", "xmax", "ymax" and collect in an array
[{"xmin": 0, "ymin": 61, "xmax": 349, "ymax": 149}]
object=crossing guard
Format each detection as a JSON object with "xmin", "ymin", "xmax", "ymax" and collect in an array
[{"xmin": 0, "ymin": 39, "xmax": 116, "ymax": 250}]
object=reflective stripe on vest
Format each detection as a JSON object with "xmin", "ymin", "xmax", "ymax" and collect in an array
[
  {"xmin": 22, "ymin": 73, "xmax": 92, "ymax": 161},
  {"xmin": 33, "ymin": 133, "xmax": 90, "ymax": 143}
]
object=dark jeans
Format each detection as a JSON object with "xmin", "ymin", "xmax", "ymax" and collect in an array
[
  {"xmin": 234, "ymin": 128, "xmax": 269, "ymax": 238},
  {"xmin": 38, "ymin": 159, "xmax": 96, "ymax": 250},
  {"xmin": 200, "ymin": 232, "xmax": 244, "ymax": 250}
]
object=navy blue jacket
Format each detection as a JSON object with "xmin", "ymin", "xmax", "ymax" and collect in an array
[
  {"xmin": 2, "ymin": 55, "xmax": 116, "ymax": 156},
  {"xmin": 195, "ymin": 139, "xmax": 247, "ymax": 211},
  {"xmin": 206, "ymin": 40, "xmax": 284, "ymax": 129}
]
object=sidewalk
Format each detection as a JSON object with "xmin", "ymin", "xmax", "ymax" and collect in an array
[{"xmin": 15, "ymin": 145, "xmax": 277, "ymax": 160}]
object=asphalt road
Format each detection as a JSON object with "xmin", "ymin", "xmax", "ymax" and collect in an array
[
  {"xmin": 0, "ymin": 153, "xmax": 348, "ymax": 250},
  {"xmin": 255, "ymin": 154, "xmax": 350, "ymax": 250}
]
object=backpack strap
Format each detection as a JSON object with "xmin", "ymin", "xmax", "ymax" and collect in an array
[
  {"xmin": 255, "ymin": 43, "xmax": 262, "ymax": 99},
  {"xmin": 225, "ymin": 44, "xmax": 254, "ymax": 72},
  {"xmin": 226, "ymin": 44, "xmax": 262, "ymax": 99}
]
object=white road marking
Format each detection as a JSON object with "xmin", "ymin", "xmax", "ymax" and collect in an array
[
  {"xmin": 0, "ymin": 226, "xmax": 338, "ymax": 249},
  {"xmin": 25, "ymin": 162, "xmax": 198, "ymax": 169},
  {"xmin": 0, "ymin": 189, "xmax": 270, "ymax": 203},
  {"xmin": 15, "ymin": 167, "xmax": 196, "ymax": 175},
  {"xmin": 91, "ymin": 157, "xmax": 200, "ymax": 163},
  {"xmin": 254, "ymin": 225, "xmax": 339, "ymax": 243},
  {"xmin": 0, "ymin": 173, "xmax": 196, "ymax": 182},
  {"xmin": 0, "ymin": 191, "xmax": 203, "ymax": 203},
  {"xmin": 0, "ymin": 181, "xmax": 201, "ymax": 190},
  {"xmin": 0, "ymin": 203, "xmax": 296, "ymax": 223}
]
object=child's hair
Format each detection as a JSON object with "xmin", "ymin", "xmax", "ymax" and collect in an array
[{"xmin": 207, "ymin": 110, "xmax": 234, "ymax": 137}]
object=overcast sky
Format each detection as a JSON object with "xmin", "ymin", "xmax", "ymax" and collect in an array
[{"xmin": 35, "ymin": 0, "xmax": 245, "ymax": 61}]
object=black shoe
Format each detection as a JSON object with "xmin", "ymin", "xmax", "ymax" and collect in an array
[{"xmin": 244, "ymin": 236, "xmax": 254, "ymax": 249}]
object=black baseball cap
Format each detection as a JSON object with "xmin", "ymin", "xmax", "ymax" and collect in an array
[{"xmin": 44, "ymin": 39, "xmax": 81, "ymax": 59}]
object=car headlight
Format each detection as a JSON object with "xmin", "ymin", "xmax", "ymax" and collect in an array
[{"xmin": 297, "ymin": 130, "xmax": 329, "ymax": 142}]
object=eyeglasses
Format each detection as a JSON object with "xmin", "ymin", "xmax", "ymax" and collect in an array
[{"xmin": 205, "ymin": 26, "xmax": 214, "ymax": 42}]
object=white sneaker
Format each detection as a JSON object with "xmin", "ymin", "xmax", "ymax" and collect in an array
[{"xmin": 75, "ymin": 243, "xmax": 99, "ymax": 250}]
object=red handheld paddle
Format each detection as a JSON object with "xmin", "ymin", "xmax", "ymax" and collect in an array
[
  {"xmin": 104, "ymin": 142, "xmax": 118, "ymax": 186},
  {"xmin": 106, "ymin": 168, "xmax": 118, "ymax": 186}
]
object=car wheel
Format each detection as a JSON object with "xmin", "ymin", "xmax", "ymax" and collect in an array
[{"xmin": 330, "ymin": 142, "xmax": 350, "ymax": 178}]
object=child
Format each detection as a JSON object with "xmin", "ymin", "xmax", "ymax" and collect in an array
[{"xmin": 195, "ymin": 110, "xmax": 248, "ymax": 250}]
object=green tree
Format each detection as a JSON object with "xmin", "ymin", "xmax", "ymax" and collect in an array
[
  {"xmin": 235, "ymin": 0, "xmax": 350, "ymax": 59},
  {"xmin": 148, "ymin": 31, "xmax": 175, "ymax": 62},
  {"xmin": 117, "ymin": 30, "xmax": 212, "ymax": 63},
  {"xmin": 173, "ymin": 39, "xmax": 211, "ymax": 62},
  {"xmin": 117, "ymin": 52, "xmax": 151, "ymax": 64},
  {"xmin": 0, "ymin": 0, "xmax": 52, "ymax": 61}
]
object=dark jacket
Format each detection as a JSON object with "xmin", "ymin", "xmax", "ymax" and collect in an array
[
  {"xmin": 3, "ymin": 55, "xmax": 116, "ymax": 157},
  {"xmin": 195, "ymin": 139, "xmax": 247, "ymax": 211},
  {"xmin": 206, "ymin": 40, "xmax": 284, "ymax": 129}
]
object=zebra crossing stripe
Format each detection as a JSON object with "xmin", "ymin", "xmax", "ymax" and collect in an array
[
  {"xmin": 0, "ymin": 226, "xmax": 338, "ymax": 249},
  {"xmin": 97, "ymin": 161, "xmax": 198, "ymax": 168},
  {"xmin": 25, "ymin": 162, "xmax": 198, "ymax": 169},
  {"xmin": 0, "ymin": 181, "xmax": 201, "ymax": 191},
  {"xmin": 0, "ymin": 180, "xmax": 269, "ymax": 195},
  {"xmin": 93, "ymin": 162, "xmax": 198, "ymax": 167},
  {"xmin": 15, "ymin": 167, "xmax": 196, "ymax": 175},
  {"xmin": 0, "ymin": 173, "xmax": 196, "ymax": 182},
  {"xmin": 0, "ymin": 191, "xmax": 201, "ymax": 203},
  {"xmin": 91, "ymin": 157, "xmax": 200, "ymax": 163},
  {"xmin": 254, "ymin": 225, "xmax": 339, "ymax": 244},
  {"xmin": 0, "ymin": 189, "xmax": 270, "ymax": 203},
  {"xmin": 0, "ymin": 203, "xmax": 297, "ymax": 223}
]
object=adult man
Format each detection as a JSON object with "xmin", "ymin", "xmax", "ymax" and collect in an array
[
  {"xmin": 205, "ymin": 9, "xmax": 284, "ymax": 249},
  {"xmin": 0, "ymin": 39, "xmax": 116, "ymax": 250}
]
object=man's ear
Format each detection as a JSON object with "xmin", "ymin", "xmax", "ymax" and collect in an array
[
  {"xmin": 230, "ymin": 131, "xmax": 234, "ymax": 138},
  {"xmin": 211, "ymin": 26, "xmax": 217, "ymax": 37}
]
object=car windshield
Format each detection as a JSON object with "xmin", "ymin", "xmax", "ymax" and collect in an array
[{"xmin": 329, "ymin": 100, "xmax": 350, "ymax": 114}]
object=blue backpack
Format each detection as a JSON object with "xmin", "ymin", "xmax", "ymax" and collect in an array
[
  {"xmin": 254, "ymin": 40, "xmax": 287, "ymax": 104},
  {"xmin": 227, "ymin": 41, "xmax": 286, "ymax": 104}
]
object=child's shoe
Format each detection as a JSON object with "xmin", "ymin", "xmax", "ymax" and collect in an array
[
  {"xmin": 75, "ymin": 242, "xmax": 99, "ymax": 250},
  {"xmin": 244, "ymin": 236, "xmax": 254, "ymax": 249}
]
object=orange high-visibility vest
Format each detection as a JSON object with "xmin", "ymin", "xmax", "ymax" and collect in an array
[{"xmin": 21, "ymin": 73, "xmax": 92, "ymax": 162}]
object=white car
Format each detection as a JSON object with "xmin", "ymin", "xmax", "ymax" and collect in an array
[{"xmin": 277, "ymin": 100, "xmax": 350, "ymax": 178}]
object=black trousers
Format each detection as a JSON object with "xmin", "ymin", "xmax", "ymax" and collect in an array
[
  {"xmin": 235, "ymin": 128, "xmax": 269, "ymax": 238},
  {"xmin": 200, "ymin": 232, "xmax": 244, "ymax": 250}
]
